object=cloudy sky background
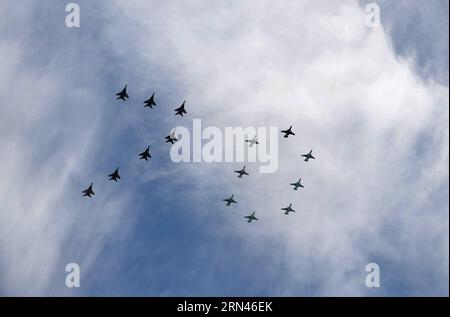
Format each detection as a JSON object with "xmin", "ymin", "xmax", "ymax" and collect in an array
[{"xmin": 0, "ymin": 0, "xmax": 448, "ymax": 296}]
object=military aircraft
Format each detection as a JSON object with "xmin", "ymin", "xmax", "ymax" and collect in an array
[
  {"xmin": 82, "ymin": 183, "xmax": 95, "ymax": 198},
  {"xmin": 302, "ymin": 150, "xmax": 315, "ymax": 162},
  {"xmin": 281, "ymin": 203, "xmax": 295, "ymax": 215},
  {"xmin": 116, "ymin": 84, "xmax": 129, "ymax": 101},
  {"xmin": 281, "ymin": 125, "xmax": 295, "ymax": 138},
  {"xmin": 144, "ymin": 92, "xmax": 156, "ymax": 108},
  {"xmin": 174, "ymin": 101, "xmax": 187, "ymax": 116},
  {"xmin": 108, "ymin": 167, "xmax": 121, "ymax": 182},
  {"xmin": 245, "ymin": 211, "xmax": 258, "ymax": 223},
  {"xmin": 139, "ymin": 146, "xmax": 151, "ymax": 161},
  {"xmin": 234, "ymin": 166, "xmax": 249, "ymax": 178},
  {"xmin": 245, "ymin": 135, "xmax": 259, "ymax": 147},
  {"xmin": 165, "ymin": 130, "xmax": 178, "ymax": 144},
  {"xmin": 290, "ymin": 178, "xmax": 304, "ymax": 190},
  {"xmin": 223, "ymin": 194, "xmax": 237, "ymax": 206}
]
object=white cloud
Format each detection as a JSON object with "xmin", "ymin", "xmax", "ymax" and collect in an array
[
  {"xmin": 0, "ymin": 2, "xmax": 135, "ymax": 295},
  {"xmin": 105, "ymin": 0, "xmax": 449, "ymax": 295},
  {"xmin": 0, "ymin": 0, "xmax": 447, "ymax": 295}
]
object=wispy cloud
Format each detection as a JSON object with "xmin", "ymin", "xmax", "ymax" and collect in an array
[
  {"xmin": 0, "ymin": 1, "xmax": 137, "ymax": 295},
  {"xmin": 0, "ymin": 0, "xmax": 447, "ymax": 296},
  {"xmin": 103, "ymin": 0, "xmax": 448, "ymax": 295}
]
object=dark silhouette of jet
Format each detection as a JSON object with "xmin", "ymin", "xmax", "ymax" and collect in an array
[
  {"xmin": 144, "ymin": 93, "xmax": 156, "ymax": 108},
  {"xmin": 223, "ymin": 194, "xmax": 237, "ymax": 206},
  {"xmin": 139, "ymin": 146, "xmax": 151, "ymax": 161},
  {"xmin": 174, "ymin": 101, "xmax": 187, "ymax": 116},
  {"xmin": 245, "ymin": 211, "xmax": 258, "ymax": 223},
  {"xmin": 116, "ymin": 84, "xmax": 129, "ymax": 101},
  {"xmin": 165, "ymin": 130, "xmax": 178, "ymax": 144},
  {"xmin": 290, "ymin": 178, "xmax": 304, "ymax": 190},
  {"xmin": 281, "ymin": 203, "xmax": 295, "ymax": 215},
  {"xmin": 82, "ymin": 183, "xmax": 95, "ymax": 198},
  {"xmin": 234, "ymin": 166, "xmax": 249, "ymax": 178},
  {"xmin": 108, "ymin": 167, "xmax": 121, "ymax": 182},
  {"xmin": 245, "ymin": 135, "xmax": 259, "ymax": 147},
  {"xmin": 302, "ymin": 150, "xmax": 315, "ymax": 162},
  {"xmin": 281, "ymin": 125, "xmax": 295, "ymax": 138}
]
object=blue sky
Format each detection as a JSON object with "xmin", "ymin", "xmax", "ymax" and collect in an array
[{"xmin": 0, "ymin": 0, "xmax": 448, "ymax": 296}]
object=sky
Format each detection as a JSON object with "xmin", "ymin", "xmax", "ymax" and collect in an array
[{"xmin": 0, "ymin": 0, "xmax": 448, "ymax": 296}]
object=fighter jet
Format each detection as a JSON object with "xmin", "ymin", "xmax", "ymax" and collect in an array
[
  {"xmin": 82, "ymin": 183, "xmax": 95, "ymax": 198},
  {"xmin": 302, "ymin": 150, "xmax": 315, "ymax": 162},
  {"xmin": 116, "ymin": 84, "xmax": 129, "ymax": 101},
  {"xmin": 108, "ymin": 167, "xmax": 121, "ymax": 182},
  {"xmin": 165, "ymin": 130, "xmax": 178, "ymax": 144},
  {"xmin": 223, "ymin": 194, "xmax": 237, "ymax": 206},
  {"xmin": 281, "ymin": 125, "xmax": 295, "ymax": 138},
  {"xmin": 139, "ymin": 146, "xmax": 151, "ymax": 161},
  {"xmin": 281, "ymin": 203, "xmax": 295, "ymax": 215},
  {"xmin": 245, "ymin": 135, "xmax": 259, "ymax": 147},
  {"xmin": 245, "ymin": 211, "xmax": 258, "ymax": 223},
  {"xmin": 234, "ymin": 166, "xmax": 249, "ymax": 178},
  {"xmin": 290, "ymin": 178, "xmax": 304, "ymax": 190},
  {"xmin": 174, "ymin": 101, "xmax": 187, "ymax": 116},
  {"xmin": 144, "ymin": 93, "xmax": 156, "ymax": 108}
]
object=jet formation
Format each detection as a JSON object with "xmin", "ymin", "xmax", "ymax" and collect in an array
[
  {"xmin": 165, "ymin": 130, "xmax": 178, "ymax": 144},
  {"xmin": 83, "ymin": 86, "xmax": 316, "ymax": 223},
  {"xmin": 108, "ymin": 167, "xmax": 121, "ymax": 182},
  {"xmin": 244, "ymin": 212, "xmax": 258, "ymax": 223},
  {"xmin": 234, "ymin": 166, "xmax": 249, "ymax": 178},
  {"xmin": 225, "ymin": 124, "xmax": 314, "ymax": 221},
  {"xmin": 302, "ymin": 150, "xmax": 315, "ymax": 162},
  {"xmin": 290, "ymin": 178, "xmax": 304, "ymax": 190},
  {"xmin": 82, "ymin": 183, "xmax": 95, "ymax": 198},
  {"xmin": 281, "ymin": 125, "xmax": 295, "ymax": 138},
  {"xmin": 245, "ymin": 135, "xmax": 259, "ymax": 147},
  {"xmin": 144, "ymin": 93, "xmax": 156, "ymax": 108},
  {"xmin": 139, "ymin": 146, "xmax": 152, "ymax": 161},
  {"xmin": 115, "ymin": 85, "xmax": 129, "ymax": 101},
  {"xmin": 174, "ymin": 101, "xmax": 187, "ymax": 116},
  {"xmin": 223, "ymin": 194, "xmax": 237, "ymax": 206},
  {"xmin": 281, "ymin": 203, "xmax": 295, "ymax": 215}
]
